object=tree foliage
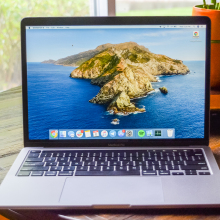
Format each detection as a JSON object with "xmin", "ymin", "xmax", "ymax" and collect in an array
[{"xmin": 0, "ymin": 0, "xmax": 89, "ymax": 91}]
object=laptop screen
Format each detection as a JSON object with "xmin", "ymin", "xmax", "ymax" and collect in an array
[{"xmin": 25, "ymin": 24, "xmax": 206, "ymax": 141}]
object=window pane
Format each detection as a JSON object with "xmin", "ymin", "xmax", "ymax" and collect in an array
[
  {"xmin": 116, "ymin": 0, "xmax": 201, "ymax": 16},
  {"xmin": 0, "ymin": 0, "xmax": 89, "ymax": 92}
]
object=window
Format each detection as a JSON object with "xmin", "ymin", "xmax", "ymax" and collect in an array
[
  {"xmin": 116, "ymin": 0, "xmax": 201, "ymax": 16},
  {"xmin": 0, "ymin": 0, "xmax": 89, "ymax": 92}
]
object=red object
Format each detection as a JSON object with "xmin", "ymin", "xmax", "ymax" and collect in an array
[
  {"xmin": 81, "ymin": 130, "xmax": 84, "ymax": 133},
  {"xmin": 192, "ymin": 6, "xmax": 220, "ymax": 89},
  {"xmin": 122, "ymin": 130, "xmax": 125, "ymax": 133}
]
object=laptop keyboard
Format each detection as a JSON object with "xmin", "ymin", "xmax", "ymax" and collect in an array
[{"xmin": 17, "ymin": 149, "xmax": 211, "ymax": 177}]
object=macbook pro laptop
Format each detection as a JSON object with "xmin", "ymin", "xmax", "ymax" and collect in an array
[{"xmin": 1, "ymin": 16, "xmax": 220, "ymax": 209}]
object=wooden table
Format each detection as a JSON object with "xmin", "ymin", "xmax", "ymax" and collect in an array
[{"xmin": 0, "ymin": 86, "xmax": 220, "ymax": 220}]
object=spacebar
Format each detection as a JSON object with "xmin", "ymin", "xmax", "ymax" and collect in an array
[{"xmin": 75, "ymin": 171, "xmax": 140, "ymax": 176}]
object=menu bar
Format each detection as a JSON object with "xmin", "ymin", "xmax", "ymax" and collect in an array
[
  {"xmin": 26, "ymin": 25, "xmax": 206, "ymax": 30},
  {"xmin": 49, "ymin": 128, "xmax": 175, "ymax": 140}
]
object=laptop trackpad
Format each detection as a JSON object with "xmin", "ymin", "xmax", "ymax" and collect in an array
[{"xmin": 60, "ymin": 177, "xmax": 164, "ymax": 206}]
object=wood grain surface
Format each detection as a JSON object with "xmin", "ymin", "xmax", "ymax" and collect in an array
[{"xmin": 0, "ymin": 86, "xmax": 220, "ymax": 220}]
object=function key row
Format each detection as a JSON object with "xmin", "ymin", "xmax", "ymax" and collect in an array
[{"xmin": 29, "ymin": 149, "xmax": 204, "ymax": 158}]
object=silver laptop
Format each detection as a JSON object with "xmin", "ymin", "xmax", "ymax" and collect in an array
[{"xmin": 1, "ymin": 16, "xmax": 220, "ymax": 209}]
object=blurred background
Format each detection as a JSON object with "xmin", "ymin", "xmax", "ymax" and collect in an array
[{"xmin": 0, "ymin": 0, "xmax": 201, "ymax": 92}]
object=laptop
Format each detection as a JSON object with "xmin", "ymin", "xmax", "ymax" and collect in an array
[{"xmin": 1, "ymin": 16, "xmax": 220, "ymax": 209}]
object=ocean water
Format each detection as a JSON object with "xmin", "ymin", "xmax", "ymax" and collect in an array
[{"xmin": 27, "ymin": 61, "xmax": 205, "ymax": 139}]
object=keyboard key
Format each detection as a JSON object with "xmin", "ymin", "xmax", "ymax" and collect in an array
[
  {"xmin": 172, "ymin": 172, "xmax": 184, "ymax": 175},
  {"xmin": 57, "ymin": 158, "xmax": 69, "ymax": 162},
  {"xmin": 120, "ymin": 157, "xmax": 131, "ymax": 161},
  {"xmin": 184, "ymin": 150, "xmax": 195, "ymax": 156},
  {"xmin": 142, "ymin": 166, "xmax": 154, "ymax": 170},
  {"xmin": 77, "ymin": 166, "xmax": 88, "ymax": 171},
  {"xmin": 130, "ymin": 166, "xmax": 140, "ymax": 171},
  {"xmin": 96, "ymin": 157, "xmax": 106, "ymax": 162},
  {"xmin": 30, "ymin": 150, "xmax": 41, "ymax": 153},
  {"xmin": 71, "ymin": 162, "xmax": 83, "ymax": 166},
  {"xmin": 157, "ymin": 157, "xmax": 168, "ymax": 161},
  {"xmin": 113, "ymin": 151, "xmax": 124, "ymax": 157},
  {"xmin": 159, "ymin": 161, "xmax": 173, "ymax": 165},
  {"xmin": 167, "ymin": 165, "xmax": 179, "ymax": 170},
  {"xmin": 40, "ymin": 153, "xmax": 52, "ymax": 157},
  {"xmin": 28, "ymin": 153, "xmax": 40, "ymax": 158},
  {"xmin": 199, "ymin": 172, "xmax": 210, "ymax": 175},
  {"xmin": 194, "ymin": 156, "xmax": 205, "ymax": 161},
  {"xmin": 25, "ymin": 158, "xmax": 43, "ymax": 162},
  {"xmin": 148, "ymin": 161, "xmax": 160, "ymax": 166},
  {"xmin": 91, "ymin": 152, "xmax": 101, "ymax": 157},
  {"xmin": 54, "ymin": 153, "xmax": 65, "ymax": 157},
  {"xmin": 45, "ymin": 162, "xmax": 57, "ymax": 166},
  {"xmin": 172, "ymin": 161, "xmax": 184, "ymax": 165},
  {"xmin": 66, "ymin": 152, "xmax": 76, "ymax": 157},
  {"xmin": 194, "ymin": 153, "xmax": 204, "ymax": 156},
  {"xmin": 180, "ymin": 165, "xmax": 208, "ymax": 170},
  {"xmin": 133, "ymin": 157, "xmax": 144, "ymax": 161},
  {"xmin": 173, "ymin": 151, "xmax": 184, "ymax": 156},
  {"xmin": 58, "ymin": 171, "xmax": 73, "ymax": 176},
  {"xmin": 78, "ymin": 152, "xmax": 85, "ymax": 157},
  {"xmin": 59, "ymin": 162, "xmax": 70, "ymax": 166},
  {"xmin": 142, "ymin": 170, "xmax": 157, "ymax": 175},
  {"xmin": 136, "ymin": 161, "xmax": 146, "ymax": 166},
  {"xmin": 63, "ymin": 166, "xmax": 76, "ymax": 171},
  {"xmin": 83, "ymin": 157, "xmax": 94, "ymax": 162},
  {"xmin": 182, "ymin": 156, "xmax": 194, "ymax": 161},
  {"xmin": 103, "ymin": 152, "xmax": 112, "ymax": 157},
  {"xmin": 21, "ymin": 166, "xmax": 49, "ymax": 171},
  {"xmin": 127, "ymin": 151, "xmax": 138, "ymax": 157},
  {"xmin": 23, "ymin": 162, "xmax": 44, "ymax": 167},
  {"xmin": 50, "ymin": 166, "xmax": 62, "ymax": 171},
  {"xmin": 103, "ymin": 166, "xmax": 114, "ymax": 171},
  {"xmin": 31, "ymin": 171, "xmax": 44, "ymax": 176},
  {"xmin": 90, "ymin": 166, "xmax": 101, "ymax": 171},
  {"xmin": 155, "ymin": 165, "xmax": 166, "ymax": 170},
  {"xmin": 159, "ymin": 170, "xmax": 170, "ymax": 175},
  {"xmin": 45, "ymin": 171, "xmax": 57, "ymax": 176},
  {"xmin": 185, "ymin": 170, "xmax": 197, "ymax": 175},
  {"xmin": 45, "ymin": 157, "xmax": 56, "ymax": 162},
  {"xmin": 108, "ymin": 157, "xmax": 118, "ymax": 161},
  {"xmin": 194, "ymin": 149, "xmax": 203, "ymax": 154},
  {"xmin": 109, "ymin": 161, "xmax": 121, "ymax": 166},
  {"xmin": 116, "ymin": 166, "xmax": 127, "ymax": 171},
  {"xmin": 84, "ymin": 162, "xmax": 96, "ymax": 166},
  {"xmin": 122, "ymin": 161, "xmax": 134, "ymax": 166},
  {"xmin": 185, "ymin": 161, "xmax": 206, "ymax": 165},
  {"xmin": 97, "ymin": 161, "xmax": 108, "ymax": 166},
  {"xmin": 69, "ymin": 157, "xmax": 81, "ymax": 162},
  {"xmin": 18, "ymin": 171, "xmax": 31, "ymax": 176},
  {"xmin": 75, "ymin": 170, "xmax": 140, "ymax": 176}
]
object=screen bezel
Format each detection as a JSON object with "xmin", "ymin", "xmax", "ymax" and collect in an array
[{"xmin": 21, "ymin": 16, "xmax": 210, "ymax": 147}]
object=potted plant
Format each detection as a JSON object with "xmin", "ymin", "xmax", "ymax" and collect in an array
[{"xmin": 192, "ymin": 0, "xmax": 220, "ymax": 89}]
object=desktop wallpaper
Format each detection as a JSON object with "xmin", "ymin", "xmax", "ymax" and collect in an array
[{"xmin": 26, "ymin": 27, "xmax": 206, "ymax": 140}]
